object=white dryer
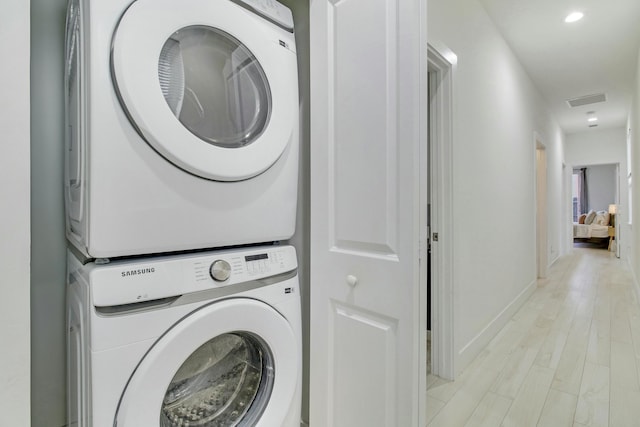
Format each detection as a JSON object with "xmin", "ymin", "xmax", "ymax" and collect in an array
[
  {"xmin": 67, "ymin": 245, "xmax": 301, "ymax": 427},
  {"xmin": 64, "ymin": 0, "xmax": 299, "ymax": 258}
]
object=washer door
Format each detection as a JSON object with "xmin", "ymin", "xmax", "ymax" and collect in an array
[
  {"xmin": 115, "ymin": 299, "xmax": 298, "ymax": 426},
  {"xmin": 111, "ymin": 0, "xmax": 297, "ymax": 181}
]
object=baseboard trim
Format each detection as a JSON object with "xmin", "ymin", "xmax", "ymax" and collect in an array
[{"xmin": 456, "ymin": 278, "xmax": 537, "ymax": 375}]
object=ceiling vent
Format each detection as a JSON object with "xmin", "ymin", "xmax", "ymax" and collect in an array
[
  {"xmin": 566, "ymin": 93, "xmax": 607, "ymax": 108},
  {"xmin": 589, "ymin": 124, "xmax": 599, "ymax": 128}
]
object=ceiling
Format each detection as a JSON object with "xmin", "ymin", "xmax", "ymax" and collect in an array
[{"xmin": 478, "ymin": 0, "xmax": 640, "ymax": 135}]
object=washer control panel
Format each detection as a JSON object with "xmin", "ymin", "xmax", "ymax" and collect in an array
[
  {"xmin": 90, "ymin": 246, "xmax": 297, "ymax": 307},
  {"xmin": 197, "ymin": 248, "xmax": 291, "ymax": 284}
]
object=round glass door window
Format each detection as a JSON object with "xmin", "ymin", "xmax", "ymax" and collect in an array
[
  {"xmin": 160, "ymin": 332, "xmax": 274, "ymax": 426},
  {"xmin": 158, "ymin": 26, "xmax": 272, "ymax": 149}
]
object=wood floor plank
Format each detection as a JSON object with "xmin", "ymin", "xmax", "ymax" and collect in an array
[
  {"xmin": 426, "ymin": 389, "xmax": 480, "ymax": 427},
  {"xmin": 428, "ymin": 353, "xmax": 501, "ymax": 426},
  {"xmin": 628, "ymin": 309, "xmax": 640, "ymax": 359},
  {"xmin": 535, "ymin": 329, "xmax": 569, "ymax": 370},
  {"xmin": 586, "ymin": 320, "xmax": 610, "ymax": 367},
  {"xmin": 537, "ymin": 389, "xmax": 577, "ymax": 427},
  {"xmin": 500, "ymin": 365, "xmax": 555, "ymax": 427},
  {"xmin": 574, "ymin": 362, "xmax": 609, "ymax": 427},
  {"xmin": 551, "ymin": 341, "xmax": 587, "ymax": 395},
  {"xmin": 491, "ymin": 345, "xmax": 540, "ymax": 398},
  {"xmin": 426, "ymin": 396, "xmax": 446, "ymax": 425},
  {"xmin": 609, "ymin": 386, "xmax": 640, "ymax": 426},
  {"xmin": 610, "ymin": 307, "xmax": 632, "ymax": 344},
  {"xmin": 610, "ymin": 340, "xmax": 640, "ymax": 391},
  {"xmin": 463, "ymin": 392, "xmax": 512, "ymax": 427}
]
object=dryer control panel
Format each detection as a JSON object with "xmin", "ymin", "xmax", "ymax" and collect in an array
[
  {"xmin": 238, "ymin": 0, "xmax": 294, "ymax": 31},
  {"xmin": 89, "ymin": 246, "xmax": 297, "ymax": 307}
]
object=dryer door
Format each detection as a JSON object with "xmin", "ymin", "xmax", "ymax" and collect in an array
[
  {"xmin": 111, "ymin": 0, "xmax": 298, "ymax": 181},
  {"xmin": 64, "ymin": 0, "xmax": 84, "ymax": 229},
  {"xmin": 114, "ymin": 298, "xmax": 299, "ymax": 426}
]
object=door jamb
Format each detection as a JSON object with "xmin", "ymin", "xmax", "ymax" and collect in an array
[{"xmin": 425, "ymin": 42, "xmax": 455, "ymax": 380}]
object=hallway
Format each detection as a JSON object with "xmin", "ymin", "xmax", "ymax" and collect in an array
[{"xmin": 427, "ymin": 248, "xmax": 640, "ymax": 426}]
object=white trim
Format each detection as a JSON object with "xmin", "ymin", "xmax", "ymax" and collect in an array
[
  {"xmin": 426, "ymin": 42, "xmax": 455, "ymax": 380},
  {"xmin": 563, "ymin": 162, "xmax": 574, "ymax": 255},
  {"xmin": 615, "ymin": 163, "xmax": 621, "ymax": 257},
  {"xmin": 457, "ymin": 279, "xmax": 537, "ymax": 372}
]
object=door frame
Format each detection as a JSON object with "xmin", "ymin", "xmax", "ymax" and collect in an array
[
  {"xmin": 615, "ymin": 162, "xmax": 621, "ymax": 257},
  {"xmin": 535, "ymin": 135, "xmax": 548, "ymax": 279},
  {"xmin": 424, "ymin": 42, "xmax": 455, "ymax": 380},
  {"xmin": 563, "ymin": 162, "xmax": 573, "ymax": 255}
]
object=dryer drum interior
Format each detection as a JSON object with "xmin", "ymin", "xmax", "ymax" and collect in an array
[
  {"xmin": 157, "ymin": 25, "xmax": 272, "ymax": 149},
  {"xmin": 160, "ymin": 332, "xmax": 274, "ymax": 427}
]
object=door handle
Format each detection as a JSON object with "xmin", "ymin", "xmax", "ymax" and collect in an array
[{"xmin": 346, "ymin": 275, "xmax": 358, "ymax": 287}]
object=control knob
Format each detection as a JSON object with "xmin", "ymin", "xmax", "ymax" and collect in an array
[{"xmin": 210, "ymin": 260, "xmax": 231, "ymax": 282}]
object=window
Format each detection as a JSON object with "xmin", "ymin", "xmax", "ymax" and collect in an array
[{"xmin": 572, "ymin": 168, "xmax": 588, "ymax": 221}]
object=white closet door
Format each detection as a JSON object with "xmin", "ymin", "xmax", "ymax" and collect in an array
[{"xmin": 309, "ymin": 0, "xmax": 427, "ymax": 425}]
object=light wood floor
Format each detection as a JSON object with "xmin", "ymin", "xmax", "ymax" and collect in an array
[{"xmin": 427, "ymin": 247, "xmax": 640, "ymax": 427}]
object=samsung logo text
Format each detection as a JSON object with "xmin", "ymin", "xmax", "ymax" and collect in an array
[{"xmin": 121, "ymin": 267, "xmax": 155, "ymax": 278}]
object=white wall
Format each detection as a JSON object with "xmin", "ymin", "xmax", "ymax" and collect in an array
[
  {"xmin": 566, "ymin": 128, "xmax": 627, "ymax": 169},
  {"xmin": 428, "ymin": 0, "xmax": 565, "ymax": 373},
  {"xmin": 0, "ymin": 1, "xmax": 31, "ymax": 424},
  {"xmin": 585, "ymin": 165, "xmax": 617, "ymax": 212},
  {"xmin": 566, "ymin": 127, "xmax": 628, "ymax": 253},
  {"xmin": 30, "ymin": 0, "xmax": 68, "ymax": 424}
]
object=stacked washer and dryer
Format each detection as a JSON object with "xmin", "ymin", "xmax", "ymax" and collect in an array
[{"xmin": 64, "ymin": 0, "xmax": 301, "ymax": 426}]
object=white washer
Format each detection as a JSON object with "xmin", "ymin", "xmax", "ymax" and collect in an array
[
  {"xmin": 64, "ymin": 0, "xmax": 299, "ymax": 258},
  {"xmin": 67, "ymin": 245, "xmax": 301, "ymax": 427}
]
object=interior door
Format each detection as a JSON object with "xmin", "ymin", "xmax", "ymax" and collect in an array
[{"xmin": 309, "ymin": 0, "xmax": 427, "ymax": 426}]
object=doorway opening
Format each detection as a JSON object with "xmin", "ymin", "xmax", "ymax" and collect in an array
[
  {"xmin": 570, "ymin": 163, "xmax": 620, "ymax": 254},
  {"xmin": 425, "ymin": 43, "xmax": 455, "ymax": 384}
]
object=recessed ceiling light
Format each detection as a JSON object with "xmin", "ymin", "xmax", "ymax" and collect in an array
[
  {"xmin": 565, "ymin": 12, "xmax": 584, "ymax": 23},
  {"xmin": 588, "ymin": 117, "xmax": 598, "ymax": 122}
]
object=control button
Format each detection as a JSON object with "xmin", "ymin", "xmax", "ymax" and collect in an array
[{"xmin": 210, "ymin": 260, "xmax": 231, "ymax": 282}]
